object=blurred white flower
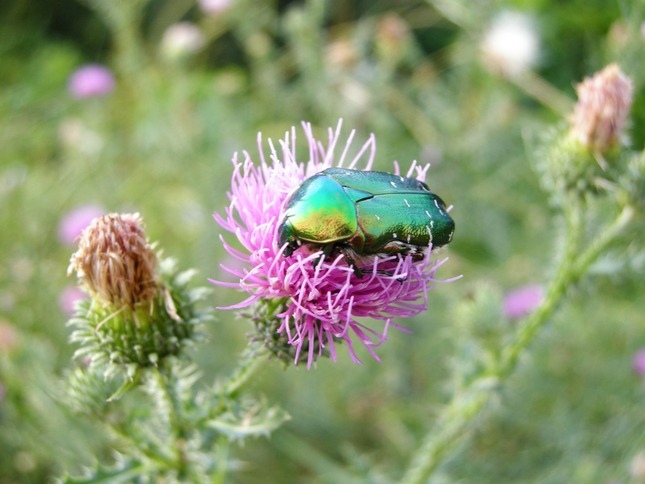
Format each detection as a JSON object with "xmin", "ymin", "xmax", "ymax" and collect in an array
[
  {"xmin": 160, "ymin": 22, "xmax": 206, "ymax": 61},
  {"xmin": 631, "ymin": 450, "xmax": 645, "ymax": 480},
  {"xmin": 481, "ymin": 11, "xmax": 540, "ymax": 78},
  {"xmin": 199, "ymin": 0, "xmax": 232, "ymax": 16},
  {"xmin": 58, "ymin": 118, "xmax": 104, "ymax": 156}
]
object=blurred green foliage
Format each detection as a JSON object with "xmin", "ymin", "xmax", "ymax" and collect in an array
[{"xmin": 1, "ymin": 0, "xmax": 644, "ymax": 482}]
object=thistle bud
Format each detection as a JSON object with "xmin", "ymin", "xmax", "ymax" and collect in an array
[
  {"xmin": 570, "ymin": 64, "xmax": 633, "ymax": 153},
  {"xmin": 375, "ymin": 14, "xmax": 412, "ymax": 68},
  {"xmin": 242, "ymin": 298, "xmax": 329, "ymax": 367},
  {"xmin": 67, "ymin": 213, "xmax": 208, "ymax": 375},
  {"xmin": 68, "ymin": 213, "xmax": 159, "ymax": 308}
]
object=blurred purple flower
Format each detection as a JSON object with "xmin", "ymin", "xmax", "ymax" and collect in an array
[
  {"xmin": 67, "ymin": 64, "xmax": 115, "ymax": 99},
  {"xmin": 632, "ymin": 349, "xmax": 645, "ymax": 376},
  {"xmin": 59, "ymin": 285, "xmax": 87, "ymax": 316},
  {"xmin": 58, "ymin": 205, "xmax": 105, "ymax": 245},
  {"xmin": 212, "ymin": 120, "xmax": 455, "ymax": 367},
  {"xmin": 503, "ymin": 284, "xmax": 544, "ymax": 319}
]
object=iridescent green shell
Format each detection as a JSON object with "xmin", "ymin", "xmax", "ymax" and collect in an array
[{"xmin": 277, "ymin": 167, "xmax": 455, "ymax": 265}]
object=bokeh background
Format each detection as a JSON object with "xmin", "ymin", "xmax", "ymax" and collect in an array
[{"xmin": 1, "ymin": 0, "xmax": 644, "ymax": 482}]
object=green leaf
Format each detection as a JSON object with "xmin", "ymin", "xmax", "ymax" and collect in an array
[
  {"xmin": 207, "ymin": 404, "xmax": 290, "ymax": 441},
  {"xmin": 60, "ymin": 454, "xmax": 154, "ymax": 484}
]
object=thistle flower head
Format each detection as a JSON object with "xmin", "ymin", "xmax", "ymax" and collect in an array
[
  {"xmin": 67, "ymin": 213, "xmax": 208, "ymax": 374},
  {"xmin": 570, "ymin": 63, "xmax": 633, "ymax": 153},
  {"xmin": 67, "ymin": 64, "xmax": 115, "ymax": 99},
  {"xmin": 213, "ymin": 121, "xmax": 455, "ymax": 367},
  {"xmin": 503, "ymin": 284, "xmax": 544, "ymax": 319},
  {"xmin": 58, "ymin": 205, "xmax": 105, "ymax": 246},
  {"xmin": 59, "ymin": 285, "xmax": 88, "ymax": 316},
  {"xmin": 68, "ymin": 213, "xmax": 159, "ymax": 308},
  {"xmin": 633, "ymin": 349, "xmax": 645, "ymax": 376}
]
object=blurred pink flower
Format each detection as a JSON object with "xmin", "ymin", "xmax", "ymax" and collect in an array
[
  {"xmin": 58, "ymin": 205, "xmax": 105, "ymax": 245},
  {"xmin": 58, "ymin": 285, "xmax": 87, "ymax": 316},
  {"xmin": 570, "ymin": 63, "xmax": 633, "ymax": 152},
  {"xmin": 67, "ymin": 64, "xmax": 115, "ymax": 99},
  {"xmin": 503, "ymin": 284, "xmax": 544, "ymax": 319},
  {"xmin": 632, "ymin": 349, "xmax": 645, "ymax": 376},
  {"xmin": 212, "ymin": 121, "xmax": 455, "ymax": 367},
  {"xmin": 0, "ymin": 321, "xmax": 19, "ymax": 352}
]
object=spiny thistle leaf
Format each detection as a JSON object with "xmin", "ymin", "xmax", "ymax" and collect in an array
[
  {"xmin": 60, "ymin": 453, "xmax": 151, "ymax": 484},
  {"xmin": 207, "ymin": 401, "xmax": 290, "ymax": 441}
]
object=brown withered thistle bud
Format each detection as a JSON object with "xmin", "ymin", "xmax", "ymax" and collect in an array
[
  {"xmin": 68, "ymin": 213, "xmax": 159, "ymax": 308},
  {"xmin": 570, "ymin": 64, "xmax": 633, "ymax": 153},
  {"xmin": 66, "ymin": 213, "xmax": 208, "ymax": 373}
]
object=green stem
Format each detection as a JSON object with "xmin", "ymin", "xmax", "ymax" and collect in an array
[
  {"xmin": 572, "ymin": 204, "xmax": 635, "ymax": 280},
  {"xmin": 400, "ymin": 201, "xmax": 632, "ymax": 484},
  {"xmin": 223, "ymin": 341, "xmax": 268, "ymax": 398},
  {"xmin": 194, "ymin": 342, "xmax": 268, "ymax": 427},
  {"xmin": 204, "ymin": 342, "xmax": 268, "ymax": 483},
  {"xmin": 152, "ymin": 368, "xmax": 188, "ymax": 477},
  {"xmin": 510, "ymin": 71, "xmax": 574, "ymax": 117},
  {"xmin": 497, "ymin": 198, "xmax": 583, "ymax": 377}
]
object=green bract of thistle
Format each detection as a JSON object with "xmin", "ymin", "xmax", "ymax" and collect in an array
[{"xmin": 68, "ymin": 258, "xmax": 208, "ymax": 378}]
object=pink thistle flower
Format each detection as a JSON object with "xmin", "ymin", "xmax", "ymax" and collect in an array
[
  {"xmin": 58, "ymin": 285, "xmax": 88, "ymax": 316},
  {"xmin": 67, "ymin": 64, "xmax": 115, "ymax": 99},
  {"xmin": 58, "ymin": 205, "xmax": 105, "ymax": 246},
  {"xmin": 212, "ymin": 121, "xmax": 455, "ymax": 368},
  {"xmin": 632, "ymin": 349, "xmax": 645, "ymax": 376},
  {"xmin": 503, "ymin": 284, "xmax": 544, "ymax": 319}
]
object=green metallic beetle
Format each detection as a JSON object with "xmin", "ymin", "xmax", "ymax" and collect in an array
[{"xmin": 277, "ymin": 167, "xmax": 454, "ymax": 275}]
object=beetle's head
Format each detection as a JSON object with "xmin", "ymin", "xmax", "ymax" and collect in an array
[{"xmin": 277, "ymin": 217, "xmax": 299, "ymax": 257}]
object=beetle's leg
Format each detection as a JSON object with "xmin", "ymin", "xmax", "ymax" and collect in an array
[
  {"xmin": 307, "ymin": 244, "xmax": 333, "ymax": 272},
  {"xmin": 338, "ymin": 246, "xmax": 407, "ymax": 280},
  {"xmin": 338, "ymin": 249, "xmax": 404, "ymax": 281},
  {"xmin": 281, "ymin": 239, "xmax": 301, "ymax": 257},
  {"xmin": 376, "ymin": 267, "xmax": 406, "ymax": 282},
  {"xmin": 336, "ymin": 246, "xmax": 365, "ymax": 278}
]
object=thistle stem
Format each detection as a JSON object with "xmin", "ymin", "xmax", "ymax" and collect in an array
[
  {"xmin": 204, "ymin": 342, "xmax": 269, "ymax": 483},
  {"xmin": 223, "ymin": 341, "xmax": 268, "ymax": 398},
  {"xmin": 497, "ymin": 197, "xmax": 582, "ymax": 377},
  {"xmin": 400, "ymin": 200, "xmax": 632, "ymax": 484},
  {"xmin": 573, "ymin": 203, "xmax": 635, "ymax": 279},
  {"xmin": 152, "ymin": 368, "xmax": 188, "ymax": 477}
]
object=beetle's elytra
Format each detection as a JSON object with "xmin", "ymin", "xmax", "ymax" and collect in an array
[{"xmin": 277, "ymin": 167, "xmax": 455, "ymax": 275}]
